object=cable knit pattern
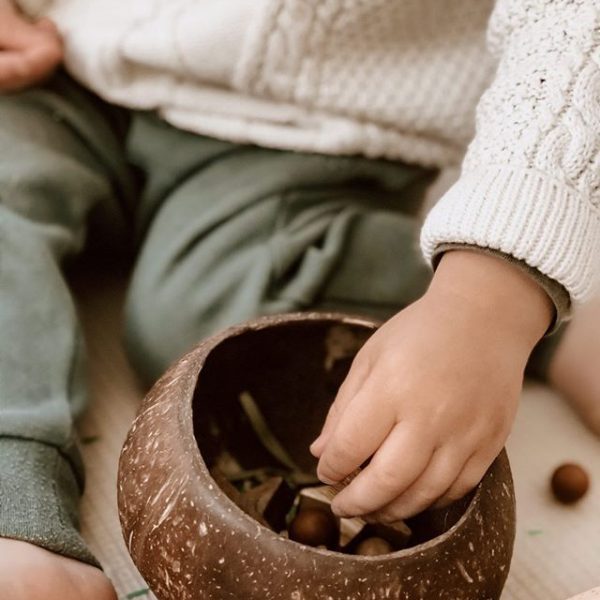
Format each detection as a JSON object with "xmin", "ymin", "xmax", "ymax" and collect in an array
[
  {"xmin": 13, "ymin": 0, "xmax": 600, "ymax": 299},
  {"xmin": 234, "ymin": 0, "xmax": 494, "ymax": 162},
  {"xmin": 422, "ymin": 0, "xmax": 600, "ymax": 301},
  {"xmin": 15, "ymin": 0, "xmax": 496, "ymax": 166}
]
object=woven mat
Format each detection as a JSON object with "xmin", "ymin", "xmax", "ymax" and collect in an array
[{"xmin": 73, "ymin": 267, "xmax": 600, "ymax": 600}]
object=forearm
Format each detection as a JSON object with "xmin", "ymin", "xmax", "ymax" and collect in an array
[{"xmin": 429, "ymin": 250, "xmax": 554, "ymax": 353}]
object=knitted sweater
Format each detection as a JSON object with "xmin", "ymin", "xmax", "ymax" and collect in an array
[{"xmin": 16, "ymin": 0, "xmax": 600, "ymax": 302}]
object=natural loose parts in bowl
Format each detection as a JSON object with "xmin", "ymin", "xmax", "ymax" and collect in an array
[{"xmin": 118, "ymin": 313, "xmax": 516, "ymax": 600}]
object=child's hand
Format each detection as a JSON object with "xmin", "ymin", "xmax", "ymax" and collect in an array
[
  {"xmin": 0, "ymin": 0, "xmax": 62, "ymax": 92},
  {"xmin": 311, "ymin": 250, "xmax": 553, "ymax": 522}
]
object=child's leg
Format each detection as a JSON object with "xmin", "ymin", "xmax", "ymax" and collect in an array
[
  {"xmin": 124, "ymin": 115, "xmax": 434, "ymax": 383},
  {"xmin": 545, "ymin": 299, "xmax": 600, "ymax": 434},
  {"xmin": 525, "ymin": 291, "xmax": 600, "ymax": 436},
  {"xmin": 0, "ymin": 72, "xmax": 131, "ymax": 583}
]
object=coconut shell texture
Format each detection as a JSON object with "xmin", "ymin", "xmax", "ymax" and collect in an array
[{"xmin": 118, "ymin": 313, "xmax": 516, "ymax": 600}]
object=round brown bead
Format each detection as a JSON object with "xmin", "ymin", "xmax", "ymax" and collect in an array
[
  {"xmin": 355, "ymin": 537, "xmax": 394, "ymax": 556},
  {"xmin": 551, "ymin": 463, "xmax": 589, "ymax": 504},
  {"xmin": 288, "ymin": 508, "xmax": 339, "ymax": 549}
]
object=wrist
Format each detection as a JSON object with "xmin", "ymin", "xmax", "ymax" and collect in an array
[{"xmin": 427, "ymin": 250, "xmax": 554, "ymax": 350}]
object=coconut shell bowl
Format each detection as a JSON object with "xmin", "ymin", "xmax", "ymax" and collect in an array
[{"xmin": 118, "ymin": 313, "xmax": 516, "ymax": 600}]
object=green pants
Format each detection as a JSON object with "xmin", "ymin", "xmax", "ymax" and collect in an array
[{"xmin": 0, "ymin": 73, "xmax": 561, "ymax": 566}]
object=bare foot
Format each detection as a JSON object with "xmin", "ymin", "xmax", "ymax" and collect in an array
[
  {"xmin": 0, "ymin": 538, "xmax": 117, "ymax": 600},
  {"xmin": 548, "ymin": 296, "xmax": 600, "ymax": 435}
]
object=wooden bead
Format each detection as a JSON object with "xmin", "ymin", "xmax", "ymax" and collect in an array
[
  {"xmin": 551, "ymin": 463, "xmax": 589, "ymax": 504},
  {"xmin": 288, "ymin": 508, "xmax": 339, "ymax": 549},
  {"xmin": 355, "ymin": 537, "xmax": 394, "ymax": 556}
]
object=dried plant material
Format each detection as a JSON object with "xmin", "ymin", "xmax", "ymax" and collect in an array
[
  {"xmin": 324, "ymin": 325, "xmax": 371, "ymax": 371},
  {"xmin": 298, "ymin": 484, "xmax": 337, "ymax": 512},
  {"xmin": 527, "ymin": 529, "xmax": 543, "ymax": 536},
  {"xmin": 226, "ymin": 466, "xmax": 319, "ymax": 487},
  {"xmin": 239, "ymin": 391, "xmax": 302, "ymax": 471},
  {"xmin": 339, "ymin": 516, "xmax": 367, "ymax": 548},
  {"xmin": 239, "ymin": 477, "xmax": 296, "ymax": 532},
  {"xmin": 210, "ymin": 468, "xmax": 269, "ymax": 527},
  {"xmin": 212, "ymin": 450, "xmax": 244, "ymax": 479},
  {"xmin": 125, "ymin": 589, "xmax": 150, "ymax": 599}
]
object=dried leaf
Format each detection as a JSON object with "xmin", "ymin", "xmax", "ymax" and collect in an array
[
  {"xmin": 124, "ymin": 588, "xmax": 150, "ymax": 599},
  {"xmin": 239, "ymin": 391, "xmax": 302, "ymax": 472}
]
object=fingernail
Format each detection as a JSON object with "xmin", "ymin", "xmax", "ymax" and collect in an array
[
  {"xmin": 319, "ymin": 476, "xmax": 337, "ymax": 486},
  {"xmin": 309, "ymin": 436, "xmax": 323, "ymax": 456},
  {"xmin": 317, "ymin": 470, "xmax": 337, "ymax": 486},
  {"xmin": 331, "ymin": 502, "xmax": 349, "ymax": 518}
]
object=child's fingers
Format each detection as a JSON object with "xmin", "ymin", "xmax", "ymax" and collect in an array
[
  {"xmin": 367, "ymin": 447, "xmax": 471, "ymax": 522},
  {"xmin": 316, "ymin": 380, "xmax": 395, "ymax": 485},
  {"xmin": 0, "ymin": 11, "xmax": 38, "ymax": 46},
  {"xmin": 0, "ymin": 43, "xmax": 60, "ymax": 91},
  {"xmin": 35, "ymin": 18, "xmax": 59, "ymax": 35},
  {"xmin": 0, "ymin": 11, "xmax": 62, "ymax": 56},
  {"xmin": 0, "ymin": 51, "xmax": 34, "ymax": 90},
  {"xmin": 432, "ymin": 450, "xmax": 495, "ymax": 509},
  {"xmin": 330, "ymin": 423, "xmax": 434, "ymax": 517},
  {"xmin": 310, "ymin": 356, "xmax": 370, "ymax": 457},
  {"xmin": 0, "ymin": 13, "xmax": 62, "ymax": 91},
  {"xmin": 23, "ymin": 40, "xmax": 61, "ymax": 75}
]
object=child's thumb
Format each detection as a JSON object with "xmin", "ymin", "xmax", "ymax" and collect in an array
[
  {"xmin": 0, "ymin": 11, "xmax": 58, "ymax": 50},
  {"xmin": 35, "ymin": 17, "xmax": 59, "ymax": 36}
]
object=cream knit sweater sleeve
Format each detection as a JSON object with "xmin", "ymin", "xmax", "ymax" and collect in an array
[{"xmin": 421, "ymin": 0, "xmax": 600, "ymax": 302}]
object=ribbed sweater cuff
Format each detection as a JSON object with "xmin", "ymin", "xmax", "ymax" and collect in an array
[
  {"xmin": 0, "ymin": 437, "xmax": 98, "ymax": 567},
  {"xmin": 421, "ymin": 167, "xmax": 600, "ymax": 302}
]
